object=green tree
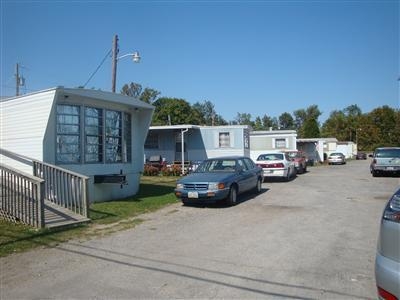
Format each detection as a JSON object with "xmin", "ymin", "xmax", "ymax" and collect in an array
[
  {"xmin": 121, "ymin": 82, "xmax": 142, "ymax": 97},
  {"xmin": 140, "ymin": 88, "xmax": 160, "ymax": 104},
  {"xmin": 262, "ymin": 114, "xmax": 276, "ymax": 130},
  {"xmin": 321, "ymin": 110, "xmax": 348, "ymax": 140},
  {"xmin": 294, "ymin": 105, "xmax": 321, "ymax": 138},
  {"xmin": 278, "ymin": 112, "xmax": 295, "ymax": 130},
  {"xmin": 152, "ymin": 98, "xmax": 201, "ymax": 125},
  {"xmin": 121, "ymin": 82, "xmax": 160, "ymax": 103},
  {"xmin": 343, "ymin": 104, "xmax": 362, "ymax": 142},
  {"xmin": 235, "ymin": 113, "xmax": 253, "ymax": 126},
  {"xmin": 253, "ymin": 116, "xmax": 264, "ymax": 130},
  {"xmin": 302, "ymin": 118, "xmax": 320, "ymax": 138}
]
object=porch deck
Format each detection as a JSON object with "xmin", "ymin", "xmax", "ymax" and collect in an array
[{"xmin": 43, "ymin": 200, "xmax": 90, "ymax": 229}]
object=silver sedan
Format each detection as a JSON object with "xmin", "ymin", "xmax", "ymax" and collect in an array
[
  {"xmin": 328, "ymin": 152, "xmax": 346, "ymax": 165},
  {"xmin": 375, "ymin": 187, "xmax": 400, "ymax": 300}
]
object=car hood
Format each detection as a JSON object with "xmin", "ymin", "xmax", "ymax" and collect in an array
[{"xmin": 177, "ymin": 172, "xmax": 235, "ymax": 183}]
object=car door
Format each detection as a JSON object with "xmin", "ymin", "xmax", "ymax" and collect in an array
[{"xmin": 239, "ymin": 158, "xmax": 257, "ymax": 192}]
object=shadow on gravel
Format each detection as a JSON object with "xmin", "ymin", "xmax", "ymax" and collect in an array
[{"xmin": 182, "ymin": 188, "xmax": 269, "ymax": 209}]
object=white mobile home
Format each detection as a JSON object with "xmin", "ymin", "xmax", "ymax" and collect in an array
[
  {"xmin": 0, "ymin": 87, "xmax": 154, "ymax": 202},
  {"xmin": 249, "ymin": 130, "xmax": 297, "ymax": 161}
]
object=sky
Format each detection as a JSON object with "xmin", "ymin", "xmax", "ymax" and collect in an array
[{"xmin": 1, "ymin": 0, "xmax": 399, "ymax": 124}]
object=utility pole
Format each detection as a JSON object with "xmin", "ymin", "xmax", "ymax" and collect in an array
[
  {"xmin": 110, "ymin": 34, "xmax": 140, "ymax": 93},
  {"xmin": 111, "ymin": 34, "xmax": 119, "ymax": 93},
  {"xmin": 15, "ymin": 63, "xmax": 20, "ymax": 96},
  {"xmin": 15, "ymin": 63, "xmax": 25, "ymax": 96}
]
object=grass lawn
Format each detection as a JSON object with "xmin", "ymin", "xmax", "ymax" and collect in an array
[{"xmin": 0, "ymin": 176, "xmax": 180, "ymax": 257}]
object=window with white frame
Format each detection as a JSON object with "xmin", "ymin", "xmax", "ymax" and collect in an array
[
  {"xmin": 275, "ymin": 138, "xmax": 287, "ymax": 149},
  {"xmin": 219, "ymin": 132, "xmax": 230, "ymax": 148}
]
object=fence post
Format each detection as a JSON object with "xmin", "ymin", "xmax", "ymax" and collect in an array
[
  {"xmin": 82, "ymin": 177, "xmax": 89, "ymax": 218},
  {"xmin": 38, "ymin": 181, "xmax": 45, "ymax": 228}
]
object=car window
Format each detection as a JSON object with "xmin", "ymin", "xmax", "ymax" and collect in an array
[
  {"xmin": 243, "ymin": 158, "xmax": 255, "ymax": 170},
  {"xmin": 237, "ymin": 159, "xmax": 248, "ymax": 171},
  {"xmin": 196, "ymin": 159, "xmax": 237, "ymax": 172},
  {"xmin": 257, "ymin": 153, "xmax": 284, "ymax": 161},
  {"xmin": 376, "ymin": 149, "xmax": 400, "ymax": 158}
]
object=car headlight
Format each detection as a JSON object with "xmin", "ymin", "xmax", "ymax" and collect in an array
[
  {"xmin": 208, "ymin": 183, "xmax": 219, "ymax": 190},
  {"xmin": 176, "ymin": 183, "xmax": 184, "ymax": 189},
  {"xmin": 208, "ymin": 182, "xmax": 225, "ymax": 190}
]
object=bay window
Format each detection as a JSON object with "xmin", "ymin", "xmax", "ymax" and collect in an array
[{"xmin": 56, "ymin": 104, "xmax": 132, "ymax": 164}]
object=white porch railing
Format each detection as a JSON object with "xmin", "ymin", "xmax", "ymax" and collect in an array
[
  {"xmin": 0, "ymin": 163, "xmax": 45, "ymax": 228},
  {"xmin": 0, "ymin": 148, "xmax": 89, "ymax": 228}
]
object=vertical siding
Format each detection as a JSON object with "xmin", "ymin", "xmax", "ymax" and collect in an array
[{"xmin": 0, "ymin": 90, "xmax": 56, "ymax": 173}]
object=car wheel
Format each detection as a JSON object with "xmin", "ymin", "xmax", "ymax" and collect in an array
[
  {"xmin": 254, "ymin": 178, "xmax": 262, "ymax": 193},
  {"xmin": 372, "ymin": 170, "xmax": 379, "ymax": 177},
  {"xmin": 227, "ymin": 185, "xmax": 238, "ymax": 206},
  {"xmin": 297, "ymin": 165, "xmax": 303, "ymax": 174}
]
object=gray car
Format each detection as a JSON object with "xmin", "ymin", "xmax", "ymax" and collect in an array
[
  {"xmin": 375, "ymin": 187, "xmax": 400, "ymax": 300},
  {"xmin": 370, "ymin": 147, "xmax": 400, "ymax": 177}
]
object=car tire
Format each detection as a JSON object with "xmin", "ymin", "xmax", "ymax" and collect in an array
[
  {"xmin": 227, "ymin": 185, "xmax": 238, "ymax": 206},
  {"xmin": 254, "ymin": 178, "xmax": 262, "ymax": 193},
  {"xmin": 285, "ymin": 171, "xmax": 290, "ymax": 182},
  {"xmin": 372, "ymin": 170, "xmax": 379, "ymax": 177}
]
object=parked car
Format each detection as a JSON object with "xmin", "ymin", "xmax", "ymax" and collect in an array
[
  {"xmin": 145, "ymin": 155, "xmax": 166, "ymax": 171},
  {"xmin": 355, "ymin": 152, "xmax": 367, "ymax": 160},
  {"xmin": 174, "ymin": 156, "xmax": 263, "ymax": 206},
  {"xmin": 370, "ymin": 147, "xmax": 400, "ymax": 177},
  {"xmin": 255, "ymin": 152, "xmax": 296, "ymax": 181},
  {"xmin": 284, "ymin": 150, "xmax": 308, "ymax": 174},
  {"xmin": 375, "ymin": 187, "xmax": 400, "ymax": 300},
  {"xmin": 327, "ymin": 152, "xmax": 346, "ymax": 165}
]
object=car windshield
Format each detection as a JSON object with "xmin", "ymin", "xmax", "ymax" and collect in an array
[
  {"xmin": 376, "ymin": 149, "xmax": 400, "ymax": 158},
  {"xmin": 287, "ymin": 152, "xmax": 300, "ymax": 158},
  {"xmin": 330, "ymin": 153, "xmax": 342, "ymax": 156},
  {"xmin": 257, "ymin": 153, "xmax": 284, "ymax": 161},
  {"xmin": 195, "ymin": 159, "xmax": 237, "ymax": 173}
]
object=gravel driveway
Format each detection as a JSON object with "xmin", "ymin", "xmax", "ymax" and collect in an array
[{"xmin": 1, "ymin": 159, "xmax": 399, "ymax": 299}]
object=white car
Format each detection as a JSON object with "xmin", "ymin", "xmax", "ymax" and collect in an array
[
  {"xmin": 255, "ymin": 152, "xmax": 296, "ymax": 181},
  {"xmin": 375, "ymin": 188, "xmax": 400, "ymax": 300}
]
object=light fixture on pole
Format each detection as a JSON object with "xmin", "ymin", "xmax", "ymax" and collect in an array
[{"xmin": 111, "ymin": 34, "xmax": 141, "ymax": 93}]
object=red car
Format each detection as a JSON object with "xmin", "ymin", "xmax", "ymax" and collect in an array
[{"xmin": 284, "ymin": 150, "xmax": 308, "ymax": 174}]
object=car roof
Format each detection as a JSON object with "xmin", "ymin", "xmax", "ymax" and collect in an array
[
  {"xmin": 375, "ymin": 147, "xmax": 400, "ymax": 150},
  {"xmin": 204, "ymin": 156, "xmax": 248, "ymax": 160}
]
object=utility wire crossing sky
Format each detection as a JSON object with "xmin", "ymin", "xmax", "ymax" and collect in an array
[{"xmin": 1, "ymin": 0, "xmax": 399, "ymax": 123}]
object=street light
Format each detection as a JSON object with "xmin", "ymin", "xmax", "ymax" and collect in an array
[{"xmin": 111, "ymin": 34, "xmax": 141, "ymax": 93}]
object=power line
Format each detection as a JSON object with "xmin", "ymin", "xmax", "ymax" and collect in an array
[{"xmin": 83, "ymin": 49, "xmax": 111, "ymax": 88}]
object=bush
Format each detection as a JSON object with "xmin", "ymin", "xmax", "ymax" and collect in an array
[
  {"xmin": 161, "ymin": 165, "xmax": 182, "ymax": 176},
  {"xmin": 143, "ymin": 165, "xmax": 159, "ymax": 176}
]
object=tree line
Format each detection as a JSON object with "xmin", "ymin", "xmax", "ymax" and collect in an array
[{"xmin": 121, "ymin": 82, "xmax": 399, "ymax": 151}]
